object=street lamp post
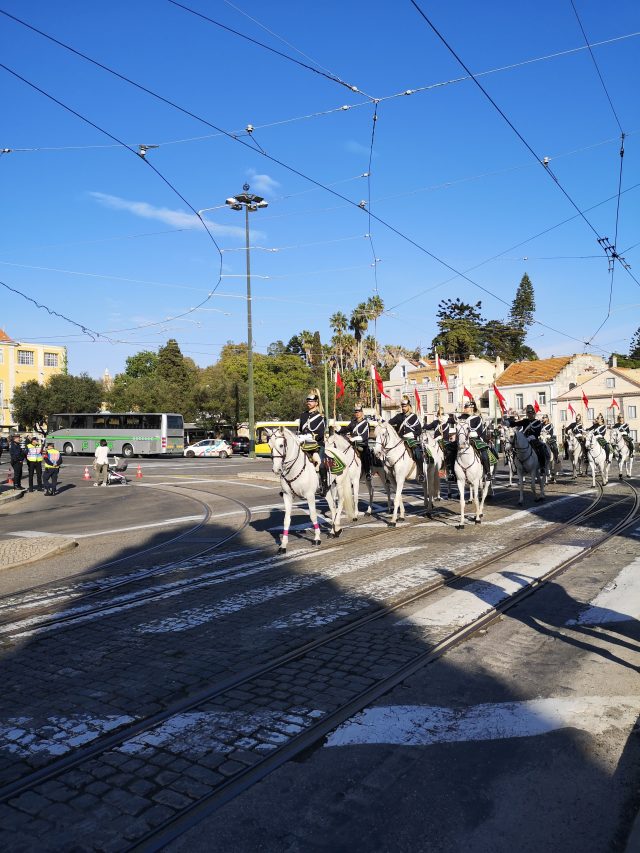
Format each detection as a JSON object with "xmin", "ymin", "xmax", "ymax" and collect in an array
[{"xmin": 226, "ymin": 183, "xmax": 268, "ymax": 458}]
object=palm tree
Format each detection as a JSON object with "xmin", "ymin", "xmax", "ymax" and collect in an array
[
  {"xmin": 329, "ymin": 311, "xmax": 348, "ymax": 372},
  {"xmin": 298, "ymin": 330, "xmax": 315, "ymax": 366},
  {"xmin": 349, "ymin": 303, "xmax": 370, "ymax": 367}
]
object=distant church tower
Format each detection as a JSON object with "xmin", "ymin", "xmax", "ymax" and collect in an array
[{"xmin": 102, "ymin": 368, "xmax": 113, "ymax": 391}]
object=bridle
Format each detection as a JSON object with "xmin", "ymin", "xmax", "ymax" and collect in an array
[
  {"xmin": 270, "ymin": 430, "xmax": 310, "ymax": 490},
  {"xmin": 375, "ymin": 423, "xmax": 407, "ymax": 466},
  {"xmin": 511, "ymin": 428, "xmax": 536, "ymax": 466}
]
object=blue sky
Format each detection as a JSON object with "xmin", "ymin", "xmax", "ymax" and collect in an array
[{"xmin": 2, "ymin": 0, "xmax": 639, "ymax": 378}]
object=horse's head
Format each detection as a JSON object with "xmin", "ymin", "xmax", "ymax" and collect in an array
[
  {"xmin": 268, "ymin": 427, "xmax": 287, "ymax": 474},
  {"xmin": 455, "ymin": 420, "xmax": 471, "ymax": 448},
  {"xmin": 511, "ymin": 428, "xmax": 529, "ymax": 452}
]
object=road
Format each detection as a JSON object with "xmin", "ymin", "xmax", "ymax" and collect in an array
[{"xmin": 0, "ymin": 454, "xmax": 638, "ymax": 852}]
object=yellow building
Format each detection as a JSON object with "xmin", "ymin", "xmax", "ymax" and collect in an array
[{"xmin": 0, "ymin": 328, "xmax": 66, "ymax": 432}]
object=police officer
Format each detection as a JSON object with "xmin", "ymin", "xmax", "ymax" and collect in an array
[
  {"xmin": 25, "ymin": 435, "xmax": 43, "ymax": 492},
  {"xmin": 540, "ymin": 414, "xmax": 559, "ymax": 464},
  {"xmin": 389, "ymin": 396, "xmax": 423, "ymax": 467},
  {"xmin": 459, "ymin": 399, "xmax": 492, "ymax": 478},
  {"xmin": 339, "ymin": 402, "xmax": 372, "ymax": 478},
  {"xmin": 586, "ymin": 413, "xmax": 611, "ymax": 462},
  {"xmin": 43, "ymin": 442, "xmax": 62, "ymax": 496},
  {"xmin": 615, "ymin": 413, "xmax": 634, "ymax": 454},
  {"xmin": 299, "ymin": 388, "xmax": 328, "ymax": 495},
  {"xmin": 9, "ymin": 434, "xmax": 25, "ymax": 490},
  {"xmin": 512, "ymin": 404, "xmax": 548, "ymax": 472}
]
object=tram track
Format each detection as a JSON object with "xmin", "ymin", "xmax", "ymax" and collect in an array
[{"xmin": 0, "ymin": 477, "xmax": 637, "ymax": 848}]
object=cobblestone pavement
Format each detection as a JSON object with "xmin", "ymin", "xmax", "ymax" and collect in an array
[
  {"xmin": 0, "ymin": 535, "xmax": 77, "ymax": 571},
  {"xmin": 0, "ymin": 471, "xmax": 638, "ymax": 850}
]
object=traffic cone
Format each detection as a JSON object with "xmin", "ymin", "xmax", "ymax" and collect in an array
[
  {"xmin": 83, "ymin": 466, "xmax": 91, "ymax": 481},
  {"xmin": 7, "ymin": 466, "xmax": 13, "ymax": 486},
  {"xmin": 136, "ymin": 464, "xmax": 143, "ymax": 479}
]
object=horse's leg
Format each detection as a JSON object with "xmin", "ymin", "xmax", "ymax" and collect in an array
[
  {"xmin": 307, "ymin": 490, "xmax": 323, "ymax": 545},
  {"xmin": 537, "ymin": 466, "xmax": 545, "ymax": 501},
  {"xmin": 456, "ymin": 472, "xmax": 466, "ymax": 528},
  {"xmin": 279, "ymin": 488, "xmax": 294, "ymax": 553},
  {"xmin": 365, "ymin": 471, "xmax": 374, "ymax": 515},
  {"xmin": 517, "ymin": 466, "xmax": 525, "ymax": 506},
  {"xmin": 477, "ymin": 478, "xmax": 490, "ymax": 522}
]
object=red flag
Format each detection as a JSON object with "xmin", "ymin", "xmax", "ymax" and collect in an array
[
  {"xmin": 371, "ymin": 364, "xmax": 391, "ymax": 399},
  {"xmin": 335, "ymin": 370, "xmax": 345, "ymax": 399},
  {"xmin": 463, "ymin": 386, "xmax": 473, "ymax": 400},
  {"xmin": 435, "ymin": 352, "xmax": 448, "ymax": 390},
  {"xmin": 568, "ymin": 403, "xmax": 576, "ymax": 418},
  {"xmin": 582, "ymin": 389, "xmax": 589, "ymax": 408},
  {"xmin": 609, "ymin": 395, "xmax": 619, "ymax": 409},
  {"xmin": 533, "ymin": 400, "xmax": 540, "ymax": 413},
  {"xmin": 414, "ymin": 387, "xmax": 422, "ymax": 415},
  {"xmin": 493, "ymin": 383, "xmax": 507, "ymax": 414}
]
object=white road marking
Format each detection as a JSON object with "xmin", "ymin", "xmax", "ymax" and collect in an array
[
  {"xmin": 325, "ymin": 696, "xmax": 639, "ymax": 747},
  {"xmin": 399, "ymin": 544, "xmax": 583, "ymax": 629},
  {"xmin": 7, "ymin": 515, "xmax": 204, "ymax": 539},
  {"xmin": 569, "ymin": 557, "xmax": 640, "ymax": 625},
  {"xmin": 137, "ymin": 546, "xmax": 422, "ymax": 635}
]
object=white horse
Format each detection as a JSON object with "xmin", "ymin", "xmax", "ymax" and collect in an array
[
  {"xmin": 500, "ymin": 424, "xmax": 516, "ymax": 486},
  {"xmin": 583, "ymin": 431, "xmax": 610, "ymax": 487},
  {"xmin": 325, "ymin": 432, "xmax": 376, "ymax": 521},
  {"xmin": 373, "ymin": 421, "xmax": 427, "ymax": 526},
  {"xmin": 567, "ymin": 432, "xmax": 588, "ymax": 478},
  {"xmin": 421, "ymin": 430, "xmax": 445, "ymax": 512},
  {"xmin": 453, "ymin": 421, "xmax": 491, "ymax": 529},
  {"xmin": 268, "ymin": 427, "xmax": 354, "ymax": 553},
  {"xmin": 610, "ymin": 428, "xmax": 633, "ymax": 479},
  {"xmin": 539, "ymin": 432, "xmax": 562, "ymax": 484},
  {"xmin": 510, "ymin": 428, "xmax": 545, "ymax": 505}
]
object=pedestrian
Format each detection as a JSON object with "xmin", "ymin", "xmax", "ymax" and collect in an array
[
  {"xmin": 94, "ymin": 438, "xmax": 109, "ymax": 486},
  {"xmin": 26, "ymin": 435, "xmax": 44, "ymax": 492},
  {"xmin": 9, "ymin": 435, "xmax": 25, "ymax": 490},
  {"xmin": 42, "ymin": 442, "xmax": 62, "ymax": 496}
]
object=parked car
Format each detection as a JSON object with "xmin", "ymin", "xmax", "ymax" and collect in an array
[
  {"xmin": 184, "ymin": 439, "xmax": 233, "ymax": 459},
  {"xmin": 231, "ymin": 436, "xmax": 250, "ymax": 455}
]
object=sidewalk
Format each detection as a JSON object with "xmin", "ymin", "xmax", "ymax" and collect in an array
[{"xmin": 0, "ymin": 485, "xmax": 78, "ymax": 569}]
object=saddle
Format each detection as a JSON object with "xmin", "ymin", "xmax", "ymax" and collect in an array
[
  {"xmin": 470, "ymin": 437, "xmax": 498, "ymax": 466},
  {"xmin": 324, "ymin": 447, "xmax": 346, "ymax": 476}
]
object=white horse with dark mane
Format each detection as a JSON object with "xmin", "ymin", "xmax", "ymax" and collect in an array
[
  {"xmin": 420, "ymin": 429, "xmax": 445, "ymax": 512},
  {"xmin": 583, "ymin": 431, "xmax": 610, "ymax": 487},
  {"xmin": 325, "ymin": 432, "xmax": 377, "ymax": 521},
  {"xmin": 567, "ymin": 431, "xmax": 588, "ymax": 478},
  {"xmin": 268, "ymin": 427, "xmax": 355, "ymax": 553},
  {"xmin": 538, "ymin": 432, "xmax": 562, "ymax": 484},
  {"xmin": 373, "ymin": 421, "xmax": 427, "ymax": 526},
  {"xmin": 510, "ymin": 428, "xmax": 545, "ymax": 505},
  {"xmin": 610, "ymin": 427, "xmax": 633, "ymax": 479},
  {"xmin": 499, "ymin": 423, "xmax": 516, "ymax": 486},
  {"xmin": 453, "ymin": 421, "xmax": 492, "ymax": 529}
]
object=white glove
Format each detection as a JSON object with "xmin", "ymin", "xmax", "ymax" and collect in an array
[
  {"xmin": 299, "ymin": 433, "xmax": 313, "ymax": 444},
  {"xmin": 404, "ymin": 431, "xmax": 415, "ymax": 439}
]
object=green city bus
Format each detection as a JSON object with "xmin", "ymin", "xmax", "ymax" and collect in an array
[{"xmin": 47, "ymin": 412, "xmax": 184, "ymax": 457}]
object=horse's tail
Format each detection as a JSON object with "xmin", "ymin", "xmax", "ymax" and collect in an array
[{"xmin": 337, "ymin": 468, "xmax": 356, "ymax": 520}]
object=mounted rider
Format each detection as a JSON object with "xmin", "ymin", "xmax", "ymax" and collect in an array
[
  {"xmin": 458, "ymin": 399, "xmax": 492, "ymax": 479},
  {"xmin": 511, "ymin": 404, "xmax": 549, "ymax": 473},
  {"xmin": 615, "ymin": 413, "xmax": 634, "ymax": 454},
  {"xmin": 339, "ymin": 402, "xmax": 372, "ymax": 479},
  {"xmin": 298, "ymin": 388, "xmax": 328, "ymax": 495},
  {"xmin": 540, "ymin": 413, "xmax": 560, "ymax": 464},
  {"xmin": 424, "ymin": 408, "xmax": 456, "ymax": 481},
  {"xmin": 564, "ymin": 412, "xmax": 583, "ymax": 459},
  {"xmin": 389, "ymin": 396, "xmax": 423, "ymax": 467},
  {"xmin": 586, "ymin": 413, "xmax": 611, "ymax": 463}
]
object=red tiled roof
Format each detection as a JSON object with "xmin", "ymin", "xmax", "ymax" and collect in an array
[
  {"xmin": 0, "ymin": 328, "xmax": 13, "ymax": 342},
  {"xmin": 495, "ymin": 356, "xmax": 573, "ymax": 387}
]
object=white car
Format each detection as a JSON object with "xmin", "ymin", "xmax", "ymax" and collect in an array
[{"xmin": 184, "ymin": 439, "xmax": 233, "ymax": 459}]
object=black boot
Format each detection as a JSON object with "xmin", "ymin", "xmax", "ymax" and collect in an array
[{"xmin": 318, "ymin": 467, "xmax": 329, "ymax": 497}]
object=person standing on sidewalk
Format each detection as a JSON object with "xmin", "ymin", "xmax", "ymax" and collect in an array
[
  {"xmin": 93, "ymin": 439, "xmax": 109, "ymax": 487},
  {"xmin": 9, "ymin": 435, "xmax": 25, "ymax": 490},
  {"xmin": 26, "ymin": 436, "xmax": 43, "ymax": 492},
  {"xmin": 43, "ymin": 442, "xmax": 62, "ymax": 496}
]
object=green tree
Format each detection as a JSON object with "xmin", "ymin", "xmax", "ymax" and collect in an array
[
  {"xmin": 508, "ymin": 273, "xmax": 536, "ymax": 358},
  {"xmin": 431, "ymin": 298, "xmax": 484, "ymax": 361},
  {"xmin": 629, "ymin": 327, "xmax": 640, "ymax": 359},
  {"xmin": 10, "ymin": 380, "xmax": 49, "ymax": 434},
  {"xmin": 124, "ymin": 350, "xmax": 158, "ymax": 378},
  {"xmin": 46, "ymin": 373, "xmax": 103, "ymax": 414}
]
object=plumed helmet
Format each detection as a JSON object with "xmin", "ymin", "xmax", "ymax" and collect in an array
[
  {"xmin": 525, "ymin": 404, "xmax": 535, "ymax": 416},
  {"xmin": 463, "ymin": 400, "xmax": 477, "ymax": 412},
  {"xmin": 576, "ymin": 413, "xmax": 582, "ymax": 421},
  {"xmin": 617, "ymin": 414, "xmax": 623, "ymax": 421},
  {"xmin": 596, "ymin": 413, "xmax": 604, "ymax": 423},
  {"xmin": 401, "ymin": 396, "xmax": 411, "ymax": 407}
]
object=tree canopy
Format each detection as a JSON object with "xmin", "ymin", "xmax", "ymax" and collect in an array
[{"xmin": 11, "ymin": 373, "xmax": 103, "ymax": 433}]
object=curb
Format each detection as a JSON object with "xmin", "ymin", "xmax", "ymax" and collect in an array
[
  {"xmin": 0, "ymin": 489, "xmax": 24, "ymax": 507},
  {"xmin": 0, "ymin": 537, "xmax": 78, "ymax": 571}
]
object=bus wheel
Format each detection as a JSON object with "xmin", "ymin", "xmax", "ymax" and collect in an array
[
  {"xmin": 63, "ymin": 443, "xmax": 74, "ymax": 455},
  {"xmin": 122, "ymin": 444, "xmax": 134, "ymax": 458}
]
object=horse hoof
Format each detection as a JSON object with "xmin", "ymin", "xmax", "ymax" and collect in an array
[
  {"xmin": 456, "ymin": 524, "xmax": 465, "ymax": 530},
  {"xmin": 277, "ymin": 547, "xmax": 287, "ymax": 554},
  {"xmin": 333, "ymin": 528, "xmax": 342, "ymax": 538},
  {"xmin": 312, "ymin": 540, "xmax": 321, "ymax": 547},
  {"xmin": 535, "ymin": 496, "xmax": 544, "ymax": 502},
  {"xmin": 352, "ymin": 517, "xmax": 358, "ymax": 523},
  {"xmin": 389, "ymin": 521, "xmax": 396, "ymax": 528},
  {"xmin": 474, "ymin": 519, "xmax": 481, "ymax": 525}
]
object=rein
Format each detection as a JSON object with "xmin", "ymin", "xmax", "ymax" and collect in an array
[{"xmin": 271, "ymin": 433, "xmax": 311, "ymax": 492}]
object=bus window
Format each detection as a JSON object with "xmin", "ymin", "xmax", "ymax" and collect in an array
[
  {"xmin": 166, "ymin": 415, "xmax": 184, "ymax": 430},
  {"xmin": 48, "ymin": 414, "xmax": 70, "ymax": 431},
  {"xmin": 70, "ymin": 414, "xmax": 88, "ymax": 429},
  {"xmin": 106, "ymin": 415, "xmax": 122, "ymax": 428},
  {"xmin": 123, "ymin": 414, "xmax": 142, "ymax": 429},
  {"xmin": 141, "ymin": 414, "xmax": 162, "ymax": 429}
]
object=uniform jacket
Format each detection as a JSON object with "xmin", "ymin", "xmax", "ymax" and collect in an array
[
  {"xmin": 616, "ymin": 421, "xmax": 630, "ymax": 435},
  {"xmin": 541, "ymin": 422, "xmax": 556, "ymax": 440},
  {"xmin": 565, "ymin": 420, "xmax": 583, "ymax": 436},
  {"xmin": 587, "ymin": 423, "xmax": 608, "ymax": 438},
  {"xmin": 299, "ymin": 410, "xmax": 326, "ymax": 445},
  {"xmin": 9, "ymin": 443, "xmax": 25, "ymax": 464},
  {"xmin": 512, "ymin": 416, "xmax": 542, "ymax": 439},
  {"xmin": 339, "ymin": 417, "xmax": 369, "ymax": 443},
  {"xmin": 43, "ymin": 449, "xmax": 62, "ymax": 469},
  {"xmin": 459, "ymin": 412, "xmax": 486, "ymax": 439},
  {"xmin": 26, "ymin": 442, "xmax": 43, "ymax": 463},
  {"xmin": 388, "ymin": 411, "xmax": 422, "ymax": 439}
]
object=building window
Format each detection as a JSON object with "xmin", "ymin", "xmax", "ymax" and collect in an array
[
  {"xmin": 560, "ymin": 410, "xmax": 567, "ymax": 422},
  {"xmin": 538, "ymin": 391, "xmax": 546, "ymax": 405},
  {"xmin": 447, "ymin": 392, "xmax": 453, "ymax": 404},
  {"xmin": 515, "ymin": 393, "xmax": 523, "ymax": 410},
  {"xmin": 606, "ymin": 377, "xmax": 615, "ymax": 388},
  {"xmin": 395, "ymin": 388, "xmax": 401, "ymax": 397},
  {"xmin": 0, "ymin": 350, "xmax": 3, "ymax": 364},
  {"xmin": 631, "ymin": 430, "xmax": 637, "ymax": 443},
  {"xmin": 628, "ymin": 405, "xmax": 637, "ymax": 419},
  {"xmin": 44, "ymin": 352, "xmax": 58, "ymax": 367},
  {"xmin": 587, "ymin": 407, "xmax": 594, "ymax": 420},
  {"xmin": 401, "ymin": 365, "xmax": 407, "ymax": 378},
  {"xmin": 17, "ymin": 351, "xmax": 34, "ymax": 365}
]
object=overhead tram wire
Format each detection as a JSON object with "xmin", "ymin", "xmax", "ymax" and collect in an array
[
  {"xmin": 406, "ymin": 0, "xmax": 640, "ymax": 294},
  {"xmin": 1, "ymin": 19, "xmax": 633, "ymax": 356},
  {"xmin": 365, "ymin": 102, "xmax": 380, "ymax": 294},
  {"xmin": 0, "ymin": 63, "xmax": 225, "ymax": 337}
]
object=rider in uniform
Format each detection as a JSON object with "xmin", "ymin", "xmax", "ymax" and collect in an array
[
  {"xmin": 615, "ymin": 413, "xmax": 634, "ymax": 454},
  {"xmin": 458, "ymin": 399, "xmax": 492, "ymax": 479},
  {"xmin": 564, "ymin": 412, "xmax": 583, "ymax": 459},
  {"xmin": 540, "ymin": 414, "xmax": 559, "ymax": 464},
  {"xmin": 512, "ymin": 404, "xmax": 548, "ymax": 472},
  {"xmin": 339, "ymin": 402, "xmax": 372, "ymax": 478},
  {"xmin": 389, "ymin": 396, "xmax": 423, "ymax": 468},
  {"xmin": 423, "ymin": 408, "xmax": 456, "ymax": 481},
  {"xmin": 299, "ymin": 389, "xmax": 328, "ymax": 495},
  {"xmin": 586, "ymin": 413, "xmax": 611, "ymax": 463}
]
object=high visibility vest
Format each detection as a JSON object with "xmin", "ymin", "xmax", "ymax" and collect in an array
[
  {"xmin": 44, "ymin": 449, "xmax": 61, "ymax": 469},
  {"xmin": 26, "ymin": 443, "xmax": 43, "ymax": 463}
]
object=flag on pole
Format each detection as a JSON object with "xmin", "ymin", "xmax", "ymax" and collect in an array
[
  {"xmin": 371, "ymin": 365, "xmax": 391, "ymax": 399},
  {"xmin": 609, "ymin": 395, "xmax": 619, "ymax": 409},
  {"xmin": 568, "ymin": 402, "xmax": 576, "ymax": 418},
  {"xmin": 414, "ymin": 387, "xmax": 422, "ymax": 415},
  {"xmin": 493, "ymin": 383, "xmax": 507, "ymax": 414},
  {"xmin": 463, "ymin": 386, "xmax": 474, "ymax": 400},
  {"xmin": 335, "ymin": 370, "xmax": 345, "ymax": 399},
  {"xmin": 435, "ymin": 352, "xmax": 449, "ymax": 389},
  {"xmin": 533, "ymin": 399, "xmax": 540, "ymax": 413},
  {"xmin": 582, "ymin": 389, "xmax": 589, "ymax": 408}
]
